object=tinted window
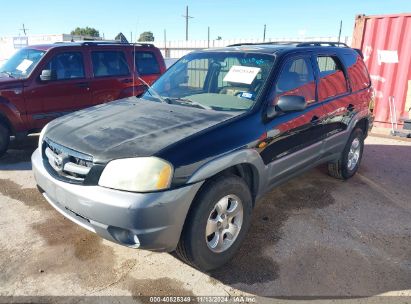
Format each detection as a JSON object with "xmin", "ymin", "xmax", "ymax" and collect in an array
[
  {"xmin": 342, "ymin": 53, "xmax": 371, "ymax": 91},
  {"xmin": 274, "ymin": 57, "xmax": 316, "ymax": 104},
  {"xmin": 317, "ymin": 56, "xmax": 348, "ymax": 100},
  {"xmin": 92, "ymin": 51, "xmax": 130, "ymax": 77},
  {"xmin": 134, "ymin": 52, "xmax": 160, "ymax": 75},
  {"xmin": 45, "ymin": 52, "xmax": 85, "ymax": 80}
]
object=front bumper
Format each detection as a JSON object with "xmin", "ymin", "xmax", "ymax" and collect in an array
[{"xmin": 31, "ymin": 148, "xmax": 203, "ymax": 252}]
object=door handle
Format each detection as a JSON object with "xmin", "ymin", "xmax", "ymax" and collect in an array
[
  {"xmin": 347, "ymin": 104, "xmax": 355, "ymax": 112},
  {"xmin": 121, "ymin": 79, "xmax": 133, "ymax": 83},
  {"xmin": 75, "ymin": 82, "xmax": 89, "ymax": 88},
  {"xmin": 311, "ymin": 115, "xmax": 320, "ymax": 125}
]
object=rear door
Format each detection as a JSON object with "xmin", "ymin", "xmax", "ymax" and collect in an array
[
  {"xmin": 88, "ymin": 49, "xmax": 133, "ymax": 105},
  {"xmin": 313, "ymin": 53, "xmax": 351, "ymax": 137},
  {"xmin": 262, "ymin": 53, "xmax": 328, "ymax": 185},
  {"xmin": 24, "ymin": 49, "xmax": 91, "ymax": 129}
]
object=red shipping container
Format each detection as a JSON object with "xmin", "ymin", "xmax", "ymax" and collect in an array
[{"xmin": 352, "ymin": 13, "xmax": 411, "ymax": 128}]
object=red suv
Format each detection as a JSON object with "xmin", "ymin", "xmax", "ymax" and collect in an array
[{"xmin": 0, "ymin": 42, "xmax": 166, "ymax": 156}]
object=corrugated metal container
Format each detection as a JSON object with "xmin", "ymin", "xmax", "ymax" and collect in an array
[{"xmin": 352, "ymin": 13, "xmax": 411, "ymax": 128}]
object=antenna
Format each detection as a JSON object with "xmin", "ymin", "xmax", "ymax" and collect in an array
[
  {"xmin": 182, "ymin": 5, "xmax": 194, "ymax": 41},
  {"xmin": 133, "ymin": 42, "xmax": 136, "ymax": 97}
]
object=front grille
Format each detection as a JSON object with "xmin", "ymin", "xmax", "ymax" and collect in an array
[{"xmin": 43, "ymin": 138, "xmax": 93, "ymax": 183}]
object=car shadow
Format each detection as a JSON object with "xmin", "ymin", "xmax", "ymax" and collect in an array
[
  {"xmin": 206, "ymin": 143, "xmax": 411, "ymax": 298},
  {"xmin": 0, "ymin": 135, "xmax": 38, "ymax": 171}
]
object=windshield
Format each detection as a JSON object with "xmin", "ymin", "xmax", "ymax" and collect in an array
[
  {"xmin": 143, "ymin": 52, "xmax": 275, "ymax": 111},
  {"xmin": 0, "ymin": 48, "xmax": 46, "ymax": 79}
]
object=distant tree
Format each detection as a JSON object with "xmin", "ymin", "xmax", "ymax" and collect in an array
[
  {"xmin": 70, "ymin": 27, "xmax": 100, "ymax": 37},
  {"xmin": 216, "ymin": 36, "xmax": 222, "ymax": 40},
  {"xmin": 138, "ymin": 31, "xmax": 155, "ymax": 42}
]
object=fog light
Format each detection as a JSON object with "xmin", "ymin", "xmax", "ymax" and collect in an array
[
  {"xmin": 132, "ymin": 234, "xmax": 141, "ymax": 247},
  {"xmin": 108, "ymin": 226, "xmax": 140, "ymax": 248}
]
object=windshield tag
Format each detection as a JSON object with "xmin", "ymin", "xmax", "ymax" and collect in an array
[
  {"xmin": 16, "ymin": 59, "xmax": 33, "ymax": 73},
  {"xmin": 223, "ymin": 65, "xmax": 260, "ymax": 84}
]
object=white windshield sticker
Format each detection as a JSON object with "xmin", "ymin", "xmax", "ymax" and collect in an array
[
  {"xmin": 223, "ymin": 65, "xmax": 261, "ymax": 84},
  {"xmin": 16, "ymin": 59, "xmax": 33, "ymax": 72}
]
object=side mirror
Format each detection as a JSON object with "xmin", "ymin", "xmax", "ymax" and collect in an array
[
  {"xmin": 277, "ymin": 95, "xmax": 307, "ymax": 112},
  {"xmin": 39, "ymin": 70, "xmax": 52, "ymax": 82},
  {"xmin": 266, "ymin": 95, "xmax": 307, "ymax": 119}
]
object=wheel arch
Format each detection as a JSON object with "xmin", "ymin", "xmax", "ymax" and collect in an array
[
  {"xmin": 355, "ymin": 117, "xmax": 370, "ymax": 138},
  {"xmin": 0, "ymin": 110, "xmax": 13, "ymax": 134},
  {"xmin": 187, "ymin": 149, "xmax": 267, "ymax": 206}
]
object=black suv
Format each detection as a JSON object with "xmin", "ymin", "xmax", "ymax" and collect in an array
[{"xmin": 32, "ymin": 42, "xmax": 373, "ymax": 271}]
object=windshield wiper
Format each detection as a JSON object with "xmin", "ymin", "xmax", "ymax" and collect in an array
[
  {"xmin": 0, "ymin": 71, "xmax": 15, "ymax": 78},
  {"xmin": 168, "ymin": 97, "xmax": 212, "ymax": 110},
  {"xmin": 136, "ymin": 76, "xmax": 170, "ymax": 104}
]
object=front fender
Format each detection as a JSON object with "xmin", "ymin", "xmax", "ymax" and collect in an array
[
  {"xmin": 187, "ymin": 148, "xmax": 268, "ymax": 198},
  {"xmin": 0, "ymin": 97, "xmax": 26, "ymax": 133}
]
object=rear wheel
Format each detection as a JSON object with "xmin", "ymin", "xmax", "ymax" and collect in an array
[
  {"xmin": 176, "ymin": 174, "xmax": 253, "ymax": 271},
  {"xmin": 328, "ymin": 128, "xmax": 364, "ymax": 179},
  {"xmin": 0, "ymin": 123, "xmax": 10, "ymax": 157}
]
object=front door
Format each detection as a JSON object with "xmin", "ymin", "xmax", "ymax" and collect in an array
[
  {"xmin": 261, "ymin": 54, "xmax": 327, "ymax": 186},
  {"xmin": 25, "ymin": 50, "xmax": 91, "ymax": 129}
]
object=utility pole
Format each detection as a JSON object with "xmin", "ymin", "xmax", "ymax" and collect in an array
[
  {"xmin": 263, "ymin": 24, "xmax": 266, "ymax": 42},
  {"xmin": 207, "ymin": 26, "xmax": 210, "ymax": 48},
  {"xmin": 19, "ymin": 24, "xmax": 29, "ymax": 36},
  {"xmin": 338, "ymin": 20, "xmax": 342, "ymax": 43},
  {"xmin": 182, "ymin": 5, "xmax": 194, "ymax": 41},
  {"xmin": 130, "ymin": 32, "xmax": 133, "ymax": 43}
]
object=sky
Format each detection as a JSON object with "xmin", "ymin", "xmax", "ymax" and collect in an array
[{"xmin": 1, "ymin": 0, "xmax": 410, "ymax": 42}]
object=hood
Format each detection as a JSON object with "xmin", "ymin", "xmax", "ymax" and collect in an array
[
  {"xmin": 45, "ymin": 98, "xmax": 237, "ymax": 163},
  {"xmin": 0, "ymin": 74, "xmax": 23, "ymax": 86}
]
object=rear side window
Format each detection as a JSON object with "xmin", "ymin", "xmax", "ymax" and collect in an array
[
  {"xmin": 274, "ymin": 57, "xmax": 316, "ymax": 104},
  {"xmin": 316, "ymin": 56, "xmax": 348, "ymax": 100},
  {"xmin": 134, "ymin": 51, "xmax": 160, "ymax": 75},
  {"xmin": 45, "ymin": 52, "xmax": 85, "ymax": 80},
  {"xmin": 92, "ymin": 51, "xmax": 130, "ymax": 77},
  {"xmin": 342, "ymin": 53, "xmax": 371, "ymax": 91}
]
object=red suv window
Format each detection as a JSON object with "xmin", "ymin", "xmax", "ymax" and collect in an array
[
  {"xmin": 134, "ymin": 51, "xmax": 160, "ymax": 75},
  {"xmin": 45, "ymin": 52, "xmax": 85, "ymax": 80},
  {"xmin": 91, "ymin": 51, "xmax": 130, "ymax": 77}
]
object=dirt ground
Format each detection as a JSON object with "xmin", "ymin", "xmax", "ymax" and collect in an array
[{"xmin": 0, "ymin": 134, "xmax": 410, "ymax": 303}]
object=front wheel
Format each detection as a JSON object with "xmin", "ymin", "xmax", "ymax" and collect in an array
[
  {"xmin": 328, "ymin": 128, "xmax": 364, "ymax": 180},
  {"xmin": 0, "ymin": 123, "xmax": 10, "ymax": 158},
  {"xmin": 176, "ymin": 174, "xmax": 253, "ymax": 271}
]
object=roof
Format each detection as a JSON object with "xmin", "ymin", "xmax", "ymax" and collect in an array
[{"xmin": 197, "ymin": 41, "xmax": 358, "ymax": 56}]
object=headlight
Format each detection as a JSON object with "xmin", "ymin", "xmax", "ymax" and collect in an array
[
  {"xmin": 98, "ymin": 157, "xmax": 173, "ymax": 192},
  {"xmin": 38, "ymin": 123, "xmax": 49, "ymax": 148}
]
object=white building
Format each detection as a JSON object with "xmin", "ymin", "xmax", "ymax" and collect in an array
[{"xmin": 0, "ymin": 33, "xmax": 102, "ymax": 65}]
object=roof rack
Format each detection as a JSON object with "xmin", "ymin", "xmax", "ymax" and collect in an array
[
  {"xmin": 228, "ymin": 41, "xmax": 350, "ymax": 48},
  {"xmin": 80, "ymin": 41, "xmax": 154, "ymax": 47},
  {"xmin": 54, "ymin": 41, "xmax": 154, "ymax": 47},
  {"xmin": 228, "ymin": 41, "xmax": 300, "ymax": 47},
  {"xmin": 296, "ymin": 41, "xmax": 349, "ymax": 47}
]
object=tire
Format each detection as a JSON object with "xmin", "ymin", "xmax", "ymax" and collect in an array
[
  {"xmin": 328, "ymin": 128, "xmax": 364, "ymax": 180},
  {"xmin": 0, "ymin": 123, "xmax": 10, "ymax": 158},
  {"xmin": 176, "ymin": 174, "xmax": 253, "ymax": 271}
]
